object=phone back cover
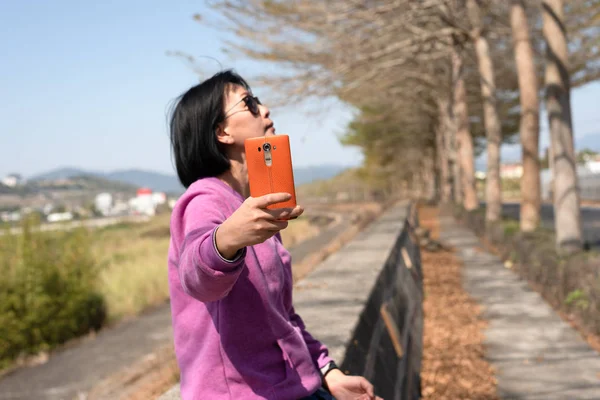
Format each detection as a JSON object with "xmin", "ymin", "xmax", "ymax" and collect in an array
[{"xmin": 245, "ymin": 135, "xmax": 297, "ymax": 209}]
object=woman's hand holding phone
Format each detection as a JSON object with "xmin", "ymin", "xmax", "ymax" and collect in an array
[{"xmin": 215, "ymin": 192, "xmax": 303, "ymax": 259}]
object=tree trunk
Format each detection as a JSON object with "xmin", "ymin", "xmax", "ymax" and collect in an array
[
  {"xmin": 425, "ymin": 147, "xmax": 437, "ymax": 202},
  {"xmin": 511, "ymin": 0, "xmax": 541, "ymax": 233},
  {"xmin": 542, "ymin": 0, "xmax": 583, "ymax": 253},
  {"xmin": 451, "ymin": 120, "xmax": 463, "ymax": 206},
  {"xmin": 453, "ymin": 46, "xmax": 478, "ymax": 211},
  {"xmin": 467, "ymin": 0, "xmax": 502, "ymax": 223},
  {"xmin": 438, "ymin": 97, "xmax": 460, "ymax": 203},
  {"xmin": 437, "ymin": 122, "xmax": 451, "ymax": 203}
]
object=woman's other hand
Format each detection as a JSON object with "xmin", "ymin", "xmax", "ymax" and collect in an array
[
  {"xmin": 324, "ymin": 369, "xmax": 383, "ymax": 400},
  {"xmin": 216, "ymin": 192, "xmax": 303, "ymax": 259}
]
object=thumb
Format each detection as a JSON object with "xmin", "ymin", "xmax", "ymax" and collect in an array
[
  {"xmin": 360, "ymin": 377, "xmax": 375, "ymax": 398},
  {"xmin": 253, "ymin": 192, "xmax": 292, "ymax": 209}
]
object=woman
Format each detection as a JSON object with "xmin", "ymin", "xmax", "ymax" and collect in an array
[{"xmin": 168, "ymin": 70, "xmax": 381, "ymax": 400}]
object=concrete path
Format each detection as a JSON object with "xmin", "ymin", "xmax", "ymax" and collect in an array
[
  {"xmin": 0, "ymin": 304, "xmax": 173, "ymax": 400},
  {"xmin": 440, "ymin": 215, "xmax": 600, "ymax": 399}
]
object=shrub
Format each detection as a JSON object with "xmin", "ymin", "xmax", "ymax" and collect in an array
[{"xmin": 0, "ymin": 216, "xmax": 106, "ymax": 368}]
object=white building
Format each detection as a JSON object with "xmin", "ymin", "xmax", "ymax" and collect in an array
[
  {"xmin": 500, "ymin": 163, "xmax": 523, "ymax": 179},
  {"xmin": 94, "ymin": 193, "xmax": 113, "ymax": 216},
  {"xmin": 0, "ymin": 211, "xmax": 21, "ymax": 222},
  {"xmin": 2, "ymin": 174, "xmax": 23, "ymax": 187},
  {"xmin": 47, "ymin": 212, "xmax": 74, "ymax": 223},
  {"xmin": 130, "ymin": 188, "xmax": 156, "ymax": 216},
  {"xmin": 152, "ymin": 192, "xmax": 167, "ymax": 206},
  {"xmin": 584, "ymin": 155, "xmax": 600, "ymax": 174},
  {"xmin": 112, "ymin": 201, "xmax": 130, "ymax": 215},
  {"xmin": 42, "ymin": 204, "xmax": 54, "ymax": 215}
]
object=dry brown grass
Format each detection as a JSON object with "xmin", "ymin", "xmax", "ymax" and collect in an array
[
  {"xmin": 93, "ymin": 212, "xmax": 320, "ymax": 322},
  {"xmin": 306, "ymin": 201, "xmax": 383, "ymax": 214},
  {"xmin": 93, "ymin": 213, "xmax": 172, "ymax": 322},
  {"xmin": 280, "ymin": 217, "xmax": 320, "ymax": 248},
  {"xmin": 419, "ymin": 205, "xmax": 498, "ymax": 400}
]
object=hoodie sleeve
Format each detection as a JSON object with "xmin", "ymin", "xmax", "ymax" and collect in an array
[{"xmin": 174, "ymin": 189, "xmax": 246, "ymax": 302}]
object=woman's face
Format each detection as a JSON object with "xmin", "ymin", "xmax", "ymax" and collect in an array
[{"xmin": 220, "ymin": 84, "xmax": 275, "ymax": 148}]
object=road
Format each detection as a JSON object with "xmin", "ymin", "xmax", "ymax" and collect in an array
[
  {"xmin": 501, "ymin": 203, "xmax": 600, "ymax": 247},
  {"xmin": 2, "ymin": 214, "xmax": 151, "ymax": 236}
]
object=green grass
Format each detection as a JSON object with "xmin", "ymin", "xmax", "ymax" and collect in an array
[{"xmin": 502, "ymin": 220, "xmax": 520, "ymax": 237}]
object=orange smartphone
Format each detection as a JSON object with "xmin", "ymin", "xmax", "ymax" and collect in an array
[{"xmin": 245, "ymin": 135, "xmax": 297, "ymax": 210}]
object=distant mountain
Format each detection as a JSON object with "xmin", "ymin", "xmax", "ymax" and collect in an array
[
  {"xmin": 68, "ymin": 175, "xmax": 139, "ymax": 192},
  {"xmin": 294, "ymin": 165, "xmax": 349, "ymax": 186},
  {"xmin": 30, "ymin": 167, "xmax": 183, "ymax": 194},
  {"xmin": 576, "ymin": 133, "xmax": 600, "ymax": 152},
  {"xmin": 28, "ymin": 164, "xmax": 349, "ymax": 194},
  {"xmin": 105, "ymin": 169, "xmax": 183, "ymax": 194},
  {"xmin": 30, "ymin": 167, "xmax": 95, "ymax": 181}
]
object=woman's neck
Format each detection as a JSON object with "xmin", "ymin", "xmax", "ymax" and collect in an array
[{"xmin": 218, "ymin": 159, "xmax": 250, "ymax": 199}]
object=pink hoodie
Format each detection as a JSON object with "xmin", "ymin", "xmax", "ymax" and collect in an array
[{"xmin": 168, "ymin": 177, "xmax": 333, "ymax": 399}]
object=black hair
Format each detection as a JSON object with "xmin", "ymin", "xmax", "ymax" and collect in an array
[{"xmin": 170, "ymin": 70, "xmax": 251, "ymax": 188}]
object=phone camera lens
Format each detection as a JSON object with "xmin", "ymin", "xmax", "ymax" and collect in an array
[{"xmin": 263, "ymin": 143, "xmax": 271, "ymax": 152}]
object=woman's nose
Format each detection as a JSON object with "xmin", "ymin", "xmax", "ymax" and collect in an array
[{"xmin": 259, "ymin": 103, "xmax": 270, "ymax": 119}]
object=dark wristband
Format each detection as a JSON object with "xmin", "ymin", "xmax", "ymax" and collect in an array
[{"xmin": 320, "ymin": 361, "xmax": 339, "ymax": 377}]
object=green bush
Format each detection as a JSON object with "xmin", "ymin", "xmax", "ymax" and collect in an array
[
  {"xmin": 0, "ymin": 216, "xmax": 106, "ymax": 368},
  {"xmin": 565, "ymin": 289, "xmax": 589, "ymax": 311},
  {"xmin": 502, "ymin": 220, "xmax": 520, "ymax": 237}
]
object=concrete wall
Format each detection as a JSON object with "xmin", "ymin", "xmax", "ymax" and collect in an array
[{"xmin": 159, "ymin": 202, "xmax": 422, "ymax": 399}]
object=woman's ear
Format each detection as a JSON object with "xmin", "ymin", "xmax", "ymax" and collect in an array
[{"xmin": 216, "ymin": 123, "xmax": 234, "ymax": 145}]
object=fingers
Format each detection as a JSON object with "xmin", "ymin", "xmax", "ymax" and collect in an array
[
  {"xmin": 265, "ymin": 219, "xmax": 288, "ymax": 231},
  {"xmin": 252, "ymin": 192, "xmax": 292, "ymax": 208},
  {"xmin": 289, "ymin": 205, "xmax": 304, "ymax": 219},
  {"xmin": 264, "ymin": 205, "xmax": 304, "ymax": 220},
  {"xmin": 366, "ymin": 382, "xmax": 375, "ymax": 398},
  {"xmin": 360, "ymin": 377, "xmax": 375, "ymax": 399},
  {"xmin": 245, "ymin": 194, "xmax": 300, "ymax": 236}
]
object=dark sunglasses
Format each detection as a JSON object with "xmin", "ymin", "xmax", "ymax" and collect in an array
[{"xmin": 224, "ymin": 95, "xmax": 261, "ymax": 119}]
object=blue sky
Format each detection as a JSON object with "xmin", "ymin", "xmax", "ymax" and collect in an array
[
  {"xmin": 0, "ymin": 1, "xmax": 598, "ymax": 178},
  {"xmin": 0, "ymin": 0, "xmax": 360, "ymax": 178}
]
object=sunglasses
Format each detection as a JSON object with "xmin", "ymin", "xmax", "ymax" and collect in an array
[{"xmin": 224, "ymin": 95, "xmax": 261, "ymax": 119}]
